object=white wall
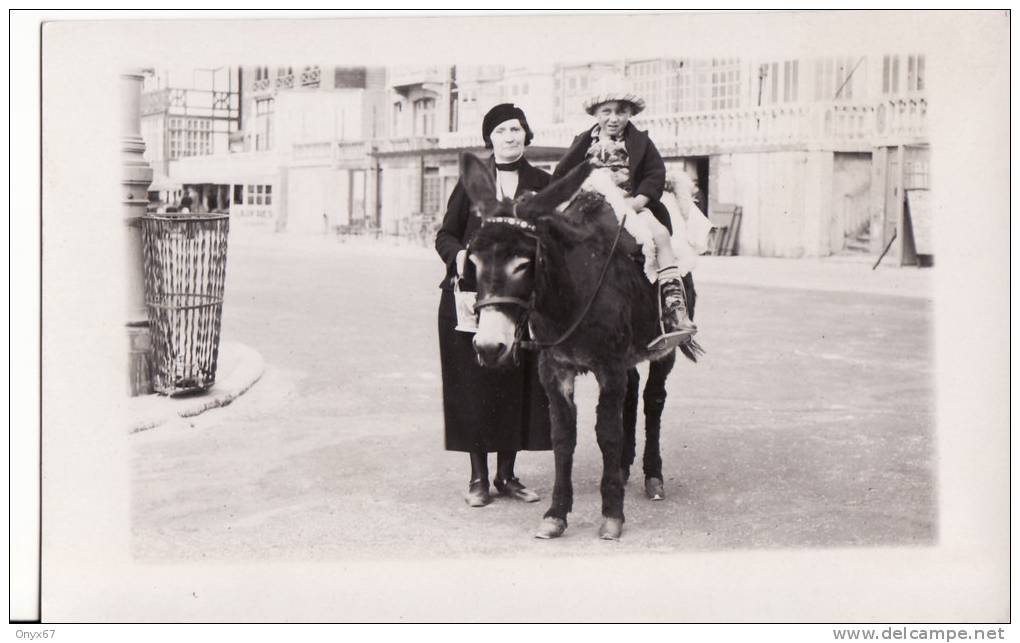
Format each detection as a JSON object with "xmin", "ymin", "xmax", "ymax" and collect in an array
[
  {"xmin": 276, "ymin": 90, "xmax": 366, "ymax": 151},
  {"xmin": 286, "ymin": 166, "xmax": 349, "ymax": 235},
  {"xmin": 379, "ymin": 161, "xmax": 416, "ymax": 234},
  {"xmin": 715, "ymin": 150, "xmax": 841, "ymax": 258}
]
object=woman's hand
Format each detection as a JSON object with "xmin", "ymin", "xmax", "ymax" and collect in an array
[{"xmin": 456, "ymin": 249, "xmax": 468, "ymax": 277}]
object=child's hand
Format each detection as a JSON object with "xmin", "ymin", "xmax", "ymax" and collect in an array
[{"xmin": 625, "ymin": 195, "xmax": 650, "ymax": 212}]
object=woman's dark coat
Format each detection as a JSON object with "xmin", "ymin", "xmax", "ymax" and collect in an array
[
  {"xmin": 552, "ymin": 122, "xmax": 673, "ymax": 234},
  {"xmin": 435, "ymin": 155, "xmax": 553, "ymax": 453}
]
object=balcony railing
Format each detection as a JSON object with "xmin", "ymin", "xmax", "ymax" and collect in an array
[
  {"xmin": 252, "ymin": 77, "xmax": 271, "ymax": 94},
  {"xmin": 291, "ymin": 140, "xmax": 373, "ymax": 164},
  {"xmin": 874, "ymin": 97, "xmax": 928, "ymax": 143},
  {"xmin": 389, "ymin": 66, "xmax": 446, "ymax": 90},
  {"xmin": 432, "ymin": 102, "xmax": 911, "ymax": 155},
  {"xmin": 300, "ymin": 66, "xmax": 321, "ymax": 87},
  {"xmin": 287, "ymin": 97, "xmax": 927, "ymax": 163},
  {"xmin": 374, "ymin": 136, "xmax": 439, "ymax": 154},
  {"xmin": 275, "ymin": 73, "xmax": 295, "ymax": 90},
  {"xmin": 292, "ymin": 141, "xmax": 333, "ymax": 162},
  {"xmin": 141, "ymin": 87, "xmax": 240, "ymax": 119}
]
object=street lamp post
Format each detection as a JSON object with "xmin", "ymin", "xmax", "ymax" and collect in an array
[{"xmin": 122, "ymin": 71, "xmax": 154, "ymax": 396}]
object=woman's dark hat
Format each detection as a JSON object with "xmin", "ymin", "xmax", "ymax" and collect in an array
[{"xmin": 481, "ymin": 103, "xmax": 534, "ymax": 149}]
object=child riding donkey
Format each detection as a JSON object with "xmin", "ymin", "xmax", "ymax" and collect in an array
[{"xmin": 553, "ymin": 87, "xmax": 710, "ymax": 352}]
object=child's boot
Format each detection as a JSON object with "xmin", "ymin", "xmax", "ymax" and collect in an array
[{"xmin": 647, "ymin": 276, "xmax": 697, "ymax": 352}]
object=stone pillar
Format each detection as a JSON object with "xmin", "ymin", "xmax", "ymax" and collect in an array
[{"xmin": 122, "ymin": 71, "xmax": 154, "ymax": 396}]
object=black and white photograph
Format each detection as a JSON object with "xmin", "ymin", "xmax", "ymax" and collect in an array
[{"xmin": 11, "ymin": 9, "xmax": 1010, "ymax": 629}]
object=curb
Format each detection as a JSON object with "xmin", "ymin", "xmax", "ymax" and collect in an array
[{"xmin": 128, "ymin": 341, "xmax": 266, "ymax": 434}]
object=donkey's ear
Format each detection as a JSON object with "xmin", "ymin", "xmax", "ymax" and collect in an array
[
  {"xmin": 536, "ymin": 214, "xmax": 591, "ymax": 248},
  {"xmin": 459, "ymin": 153, "xmax": 498, "ymax": 217},
  {"xmin": 527, "ymin": 162, "xmax": 593, "ymax": 215}
]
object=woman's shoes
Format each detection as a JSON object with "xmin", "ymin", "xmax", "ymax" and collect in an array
[
  {"xmin": 464, "ymin": 479, "xmax": 491, "ymax": 507},
  {"xmin": 464, "ymin": 477, "xmax": 540, "ymax": 505},
  {"xmin": 494, "ymin": 476, "xmax": 540, "ymax": 503}
]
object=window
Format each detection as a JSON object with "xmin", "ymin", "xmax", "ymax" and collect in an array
[
  {"xmin": 448, "ymin": 89, "xmax": 459, "ymax": 132},
  {"xmin": 907, "ymin": 54, "xmax": 925, "ymax": 92},
  {"xmin": 815, "ymin": 56, "xmax": 857, "ymax": 101},
  {"xmin": 255, "ymin": 98, "xmax": 274, "ymax": 151},
  {"xmin": 832, "ymin": 57, "xmax": 861, "ymax": 100},
  {"xmin": 413, "ymin": 97, "xmax": 436, "ymax": 137},
  {"xmin": 166, "ymin": 117, "xmax": 213, "ymax": 159},
  {"xmin": 422, "ymin": 168, "xmax": 441, "ymax": 214},
  {"xmin": 783, "ymin": 60, "xmax": 799, "ymax": 102},
  {"xmin": 891, "ymin": 56, "xmax": 900, "ymax": 93},
  {"xmin": 392, "ymin": 101, "xmax": 403, "ymax": 136},
  {"xmin": 244, "ymin": 184, "xmax": 272, "ymax": 206},
  {"xmin": 350, "ymin": 170, "xmax": 367, "ymax": 219},
  {"xmin": 710, "ymin": 58, "xmax": 740, "ymax": 110}
]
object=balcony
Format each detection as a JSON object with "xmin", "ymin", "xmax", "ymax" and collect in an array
[
  {"xmin": 635, "ymin": 99, "xmax": 926, "ymax": 155},
  {"xmin": 251, "ymin": 77, "xmax": 272, "ymax": 96},
  {"xmin": 300, "ymin": 66, "xmax": 321, "ymax": 88},
  {"xmin": 290, "ymin": 140, "xmax": 373, "ymax": 165},
  {"xmin": 292, "ymin": 97, "xmax": 927, "ymax": 163},
  {"xmin": 274, "ymin": 72, "xmax": 295, "ymax": 91},
  {"xmin": 141, "ymin": 87, "xmax": 240, "ymax": 120},
  {"xmin": 389, "ymin": 66, "xmax": 446, "ymax": 95},
  {"xmin": 873, "ymin": 97, "xmax": 928, "ymax": 145},
  {"xmin": 373, "ymin": 136, "xmax": 439, "ymax": 154}
]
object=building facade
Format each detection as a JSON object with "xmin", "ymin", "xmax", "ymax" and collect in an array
[{"xmin": 142, "ymin": 54, "xmax": 930, "ymax": 261}]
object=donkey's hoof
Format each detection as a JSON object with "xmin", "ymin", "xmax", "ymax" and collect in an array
[
  {"xmin": 644, "ymin": 477, "xmax": 665, "ymax": 501},
  {"xmin": 598, "ymin": 518, "xmax": 624, "ymax": 540},
  {"xmin": 535, "ymin": 517, "xmax": 567, "ymax": 539}
]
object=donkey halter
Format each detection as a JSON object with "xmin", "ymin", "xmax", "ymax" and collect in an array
[{"xmin": 472, "ymin": 216, "xmax": 540, "ymax": 314}]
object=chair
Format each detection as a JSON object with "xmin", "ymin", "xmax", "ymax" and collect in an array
[{"xmin": 706, "ymin": 204, "xmax": 743, "ymax": 256}]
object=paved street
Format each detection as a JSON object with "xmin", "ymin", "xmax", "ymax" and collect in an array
[{"xmin": 131, "ymin": 227, "xmax": 935, "ymax": 560}]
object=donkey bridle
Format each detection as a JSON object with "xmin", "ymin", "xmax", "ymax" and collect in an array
[{"xmin": 472, "ymin": 212, "xmax": 628, "ymax": 361}]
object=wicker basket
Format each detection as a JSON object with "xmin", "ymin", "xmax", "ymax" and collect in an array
[{"xmin": 141, "ymin": 213, "xmax": 230, "ymax": 395}]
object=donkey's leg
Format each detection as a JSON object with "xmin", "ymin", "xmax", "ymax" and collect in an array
[
  {"xmin": 535, "ymin": 356, "xmax": 577, "ymax": 539},
  {"xmin": 594, "ymin": 367, "xmax": 628, "ymax": 540},
  {"xmin": 642, "ymin": 351, "xmax": 676, "ymax": 500},
  {"xmin": 621, "ymin": 368, "xmax": 641, "ymax": 484}
]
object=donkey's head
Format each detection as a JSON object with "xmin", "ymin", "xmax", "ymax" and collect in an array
[{"xmin": 460, "ymin": 153, "xmax": 592, "ymax": 367}]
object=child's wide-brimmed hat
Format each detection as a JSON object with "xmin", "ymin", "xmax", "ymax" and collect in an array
[{"xmin": 583, "ymin": 90, "xmax": 646, "ymax": 116}]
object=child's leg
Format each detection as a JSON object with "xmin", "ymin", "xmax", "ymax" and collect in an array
[
  {"xmin": 636, "ymin": 210, "xmax": 697, "ymax": 350},
  {"xmin": 636, "ymin": 209, "xmax": 678, "ymax": 269},
  {"xmin": 670, "ymin": 212, "xmax": 699, "ymax": 276}
]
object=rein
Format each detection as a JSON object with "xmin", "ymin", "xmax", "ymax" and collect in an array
[{"xmin": 474, "ymin": 210, "xmax": 628, "ymax": 359}]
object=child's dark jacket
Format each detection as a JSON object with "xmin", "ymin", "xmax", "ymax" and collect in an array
[{"xmin": 552, "ymin": 122, "xmax": 673, "ymax": 234}]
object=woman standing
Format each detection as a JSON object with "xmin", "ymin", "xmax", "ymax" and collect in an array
[{"xmin": 435, "ymin": 103, "xmax": 552, "ymax": 507}]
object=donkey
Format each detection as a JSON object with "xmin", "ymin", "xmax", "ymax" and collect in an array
[{"xmin": 462, "ymin": 153, "xmax": 699, "ymax": 539}]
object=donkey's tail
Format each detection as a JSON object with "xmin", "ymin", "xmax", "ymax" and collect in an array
[{"xmin": 679, "ymin": 338, "xmax": 706, "ymax": 363}]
